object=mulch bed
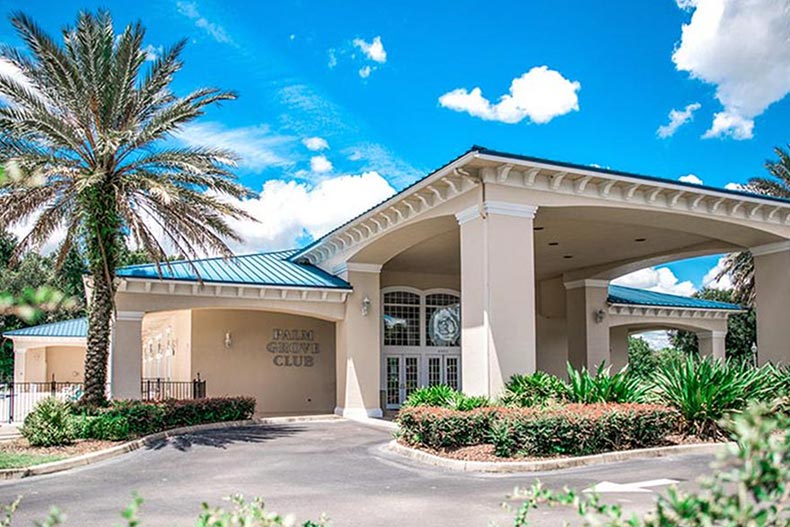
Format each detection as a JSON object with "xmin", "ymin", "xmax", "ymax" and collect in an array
[
  {"xmin": 400, "ymin": 435, "xmax": 716, "ymax": 463},
  {"xmin": 0, "ymin": 438, "xmax": 119, "ymax": 458}
]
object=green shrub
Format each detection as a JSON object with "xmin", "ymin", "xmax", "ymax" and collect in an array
[
  {"xmin": 652, "ymin": 355, "xmax": 774, "ymax": 438},
  {"xmin": 402, "ymin": 385, "xmax": 491, "ymax": 411},
  {"xmin": 396, "ymin": 407, "xmax": 500, "ymax": 449},
  {"xmin": 490, "ymin": 403, "xmax": 678, "ymax": 457},
  {"xmin": 510, "ymin": 404, "xmax": 790, "ymax": 526},
  {"xmin": 21, "ymin": 397, "xmax": 75, "ymax": 447},
  {"xmin": 499, "ymin": 372, "xmax": 569, "ymax": 407},
  {"xmin": 566, "ymin": 363, "xmax": 647, "ymax": 403},
  {"xmin": 73, "ymin": 397, "xmax": 256, "ymax": 441}
]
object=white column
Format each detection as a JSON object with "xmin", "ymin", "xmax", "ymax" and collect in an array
[
  {"xmin": 610, "ymin": 326, "xmax": 629, "ymax": 371},
  {"xmin": 110, "ymin": 311, "xmax": 144, "ymax": 399},
  {"xmin": 565, "ymin": 279, "xmax": 611, "ymax": 370},
  {"xmin": 752, "ymin": 241, "xmax": 790, "ymax": 365},
  {"xmin": 456, "ymin": 201, "xmax": 538, "ymax": 397},
  {"xmin": 697, "ymin": 330, "xmax": 726, "ymax": 360},
  {"xmin": 334, "ymin": 263, "xmax": 382, "ymax": 418}
]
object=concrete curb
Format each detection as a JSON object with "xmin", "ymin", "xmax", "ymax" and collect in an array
[
  {"xmin": 385, "ymin": 440, "xmax": 732, "ymax": 473},
  {"xmin": 0, "ymin": 415, "xmax": 342, "ymax": 481}
]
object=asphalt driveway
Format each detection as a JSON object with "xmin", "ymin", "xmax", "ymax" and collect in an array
[{"xmin": 0, "ymin": 419, "xmax": 715, "ymax": 526}]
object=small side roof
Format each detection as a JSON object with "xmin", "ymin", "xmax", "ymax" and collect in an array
[
  {"xmin": 116, "ymin": 249, "xmax": 351, "ymax": 289},
  {"xmin": 608, "ymin": 285, "xmax": 742, "ymax": 311},
  {"xmin": 3, "ymin": 317, "xmax": 87, "ymax": 338}
]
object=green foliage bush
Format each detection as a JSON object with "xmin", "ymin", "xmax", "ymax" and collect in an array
[
  {"xmin": 566, "ymin": 363, "xmax": 647, "ymax": 403},
  {"xmin": 490, "ymin": 404, "xmax": 678, "ymax": 457},
  {"xmin": 21, "ymin": 397, "xmax": 75, "ymax": 447},
  {"xmin": 402, "ymin": 385, "xmax": 490, "ymax": 411},
  {"xmin": 510, "ymin": 404, "xmax": 790, "ymax": 526},
  {"xmin": 652, "ymin": 355, "xmax": 774, "ymax": 438},
  {"xmin": 74, "ymin": 397, "xmax": 256, "ymax": 441},
  {"xmin": 397, "ymin": 403, "xmax": 678, "ymax": 457},
  {"xmin": 396, "ymin": 407, "xmax": 500, "ymax": 449},
  {"xmin": 626, "ymin": 337, "xmax": 685, "ymax": 379},
  {"xmin": 499, "ymin": 372, "xmax": 569, "ymax": 407}
]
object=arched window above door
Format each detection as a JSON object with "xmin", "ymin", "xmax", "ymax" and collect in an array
[{"xmin": 382, "ymin": 288, "xmax": 460, "ymax": 348}]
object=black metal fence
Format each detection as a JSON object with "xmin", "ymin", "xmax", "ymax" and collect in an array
[
  {"xmin": 0, "ymin": 376, "xmax": 207, "ymax": 422},
  {"xmin": 141, "ymin": 375, "xmax": 206, "ymax": 401},
  {"xmin": 0, "ymin": 381, "xmax": 84, "ymax": 423}
]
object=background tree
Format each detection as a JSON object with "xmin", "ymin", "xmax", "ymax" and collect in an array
[
  {"xmin": 669, "ymin": 288, "xmax": 756, "ymax": 363},
  {"xmin": 0, "ymin": 11, "xmax": 254, "ymax": 405},
  {"xmin": 717, "ymin": 145, "xmax": 790, "ymax": 306}
]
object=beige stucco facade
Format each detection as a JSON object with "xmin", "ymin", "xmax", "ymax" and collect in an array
[{"xmin": 8, "ymin": 148, "xmax": 789, "ymax": 417}]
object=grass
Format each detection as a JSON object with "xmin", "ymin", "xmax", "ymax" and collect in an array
[{"xmin": 0, "ymin": 451, "xmax": 65, "ymax": 469}]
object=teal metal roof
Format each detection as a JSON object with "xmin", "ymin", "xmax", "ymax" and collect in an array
[
  {"xmin": 3, "ymin": 317, "xmax": 87, "ymax": 338},
  {"xmin": 116, "ymin": 250, "xmax": 352, "ymax": 289},
  {"xmin": 608, "ymin": 285, "xmax": 742, "ymax": 311}
]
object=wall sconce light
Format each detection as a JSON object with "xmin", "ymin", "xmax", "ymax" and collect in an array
[
  {"xmin": 593, "ymin": 309, "xmax": 607, "ymax": 324},
  {"xmin": 361, "ymin": 296, "xmax": 371, "ymax": 317},
  {"xmin": 224, "ymin": 332, "xmax": 233, "ymax": 349}
]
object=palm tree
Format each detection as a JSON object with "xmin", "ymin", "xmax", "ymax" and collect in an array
[
  {"xmin": 0, "ymin": 11, "xmax": 254, "ymax": 405},
  {"xmin": 717, "ymin": 146, "xmax": 790, "ymax": 306}
]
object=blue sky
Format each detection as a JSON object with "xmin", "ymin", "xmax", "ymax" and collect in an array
[{"xmin": 6, "ymin": 0, "xmax": 790, "ymax": 297}]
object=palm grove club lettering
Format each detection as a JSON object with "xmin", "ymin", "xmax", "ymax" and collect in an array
[{"xmin": 267, "ymin": 329, "xmax": 320, "ymax": 367}]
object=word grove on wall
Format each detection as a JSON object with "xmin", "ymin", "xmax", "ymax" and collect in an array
[{"xmin": 266, "ymin": 328, "xmax": 320, "ymax": 367}]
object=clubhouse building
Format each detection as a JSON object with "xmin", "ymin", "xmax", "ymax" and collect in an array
[{"xmin": 7, "ymin": 146, "xmax": 790, "ymax": 418}]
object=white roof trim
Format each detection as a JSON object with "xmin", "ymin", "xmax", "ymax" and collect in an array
[{"xmin": 295, "ymin": 149, "xmax": 790, "ymax": 266}]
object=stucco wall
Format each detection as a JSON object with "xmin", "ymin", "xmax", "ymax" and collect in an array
[
  {"xmin": 190, "ymin": 309, "xmax": 336, "ymax": 415},
  {"xmin": 380, "ymin": 270, "xmax": 460, "ymax": 290},
  {"xmin": 536, "ymin": 316, "xmax": 568, "ymax": 377},
  {"xmin": 45, "ymin": 346, "xmax": 85, "ymax": 382},
  {"xmin": 142, "ymin": 310, "xmax": 192, "ymax": 381}
]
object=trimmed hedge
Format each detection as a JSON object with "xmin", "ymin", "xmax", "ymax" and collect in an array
[
  {"xmin": 491, "ymin": 403, "xmax": 679, "ymax": 457},
  {"xmin": 74, "ymin": 396, "xmax": 256, "ymax": 441},
  {"xmin": 397, "ymin": 407, "xmax": 501, "ymax": 448},
  {"xmin": 397, "ymin": 403, "xmax": 679, "ymax": 458}
]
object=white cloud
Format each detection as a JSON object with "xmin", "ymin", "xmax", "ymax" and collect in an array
[
  {"xmin": 177, "ymin": 1, "xmax": 232, "ymax": 44},
  {"xmin": 358, "ymin": 65, "xmax": 372, "ymax": 78},
  {"xmin": 679, "ymin": 173, "xmax": 704, "ymax": 185},
  {"xmin": 613, "ymin": 266, "xmax": 697, "ymax": 297},
  {"xmin": 353, "ymin": 36, "xmax": 387, "ymax": 63},
  {"xmin": 657, "ymin": 102, "xmax": 701, "ymax": 137},
  {"xmin": 327, "ymin": 49, "xmax": 338, "ymax": 68},
  {"xmin": 222, "ymin": 172, "xmax": 395, "ymax": 252},
  {"xmin": 438, "ymin": 66, "xmax": 581, "ymax": 124},
  {"xmin": 672, "ymin": 0, "xmax": 790, "ymax": 139},
  {"xmin": 725, "ymin": 182, "xmax": 745, "ymax": 191},
  {"xmin": 310, "ymin": 155, "xmax": 333, "ymax": 173},
  {"xmin": 632, "ymin": 330, "xmax": 672, "ymax": 351},
  {"xmin": 702, "ymin": 255, "xmax": 734, "ymax": 290},
  {"xmin": 342, "ymin": 143, "xmax": 422, "ymax": 188},
  {"xmin": 175, "ymin": 122, "xmax": 295, "ymax": 172},
  {"xmin": 303, "ymin": 137, "xmax": 329, "ymax": 151},
  {"xmin": 142, "ymin": 44, "xmax": 163, "ymax": 62}
]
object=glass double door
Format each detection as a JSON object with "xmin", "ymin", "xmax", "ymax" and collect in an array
[{"xmin": 384, "ymin": 354, "xmax": 461, "ymax": 409}]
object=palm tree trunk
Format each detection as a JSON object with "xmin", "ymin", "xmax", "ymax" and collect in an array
[
  {"xmin": 80, "ymin": 187, "xmax": 121, "ymax": 407},
  {"xmin": 82, "ymin": 266, "xmax": 115, "ymax": 406}
]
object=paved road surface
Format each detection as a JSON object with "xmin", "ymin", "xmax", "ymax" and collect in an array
[{"xmin": 0, "ymin": 420, "xmax": 714, "ymax": 526}]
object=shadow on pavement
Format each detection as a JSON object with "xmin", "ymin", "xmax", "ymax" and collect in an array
[{"xmin": 146, "ymin": 424, "xmax": 303, "ymax": 452}]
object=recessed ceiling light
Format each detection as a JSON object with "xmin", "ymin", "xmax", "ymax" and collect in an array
[
  {"xmin": 635, "ymin": 238, "xmax": 647, "ymax": 242},
  {"xmin": 548, "ymin": 242, "xmax": 559, "ymax": 246},
  {"xmin": 563, "ymin": 255, "xmax": 573, "ymax": 259},
  {"xmin": 534, "ymin": 226, "xmax": 544, "ymax": 231}
]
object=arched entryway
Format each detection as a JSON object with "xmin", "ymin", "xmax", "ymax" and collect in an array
[{"xmin": 381, "ymin": 287, "xmax": 461, "ymax": 408}]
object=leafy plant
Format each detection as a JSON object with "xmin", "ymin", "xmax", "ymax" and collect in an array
[
  {"xmin": 396, "ymin": 407, "xmax": 501, "ymax": 449},
  {"xmin": 651, "ymin": 355, "xmax": 774, "ymax": 438},
  {"xmin": 21, "ymin": 397, "xmax": 75, "ymax": 447},
  {"xmin": 566, "ymin": 363, "xmax": 648, "ymax": 403},
  {"xmin": 401, "ymin": 385, "xmax": 490, "ymax": 411},
  {"xmin": 499, "ymin": 372, "xmax": 569, "ymax": 407},
  {"xmin": 490, "ymin": 404, "xmax": 677, "ymax": 458},
  {"xmin": 509, "ymin": 404, "xmax": 790, "ymax": 526}
]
